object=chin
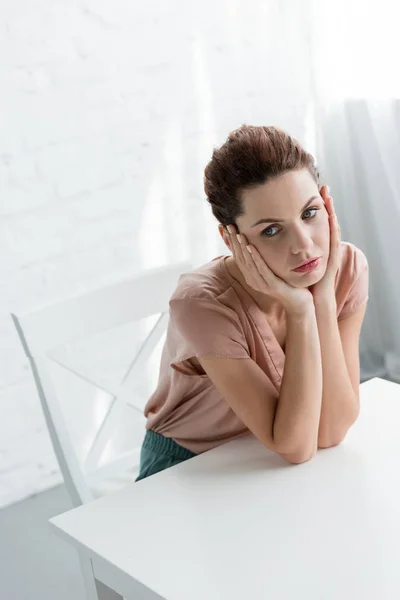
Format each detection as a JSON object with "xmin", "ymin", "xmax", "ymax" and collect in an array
[{"xmin": 289, "ymin": 270, "xmax": 324, "ymax": 288}]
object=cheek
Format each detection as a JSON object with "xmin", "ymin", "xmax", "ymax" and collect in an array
[{"xmin": 258, "ymin": 248, "xmax": 284, "ymax": 277}]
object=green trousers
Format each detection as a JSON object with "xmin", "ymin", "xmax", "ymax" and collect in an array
[{"xmin": 135, "ymin": 429, "xmax": 197, "ymax": 482}]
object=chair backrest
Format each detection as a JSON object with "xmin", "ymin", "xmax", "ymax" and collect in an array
[{"xmin": 11, "ymin": 261, "xmax": 193, "ymax": 507}]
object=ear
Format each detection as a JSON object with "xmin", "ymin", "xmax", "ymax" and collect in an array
[{"xmin": 218, "ymin": 224, "xmax": 232, "ymax": 250}]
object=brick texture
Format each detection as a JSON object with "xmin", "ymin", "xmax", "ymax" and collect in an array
[{"xmin": 0, "ymin": 0, "xmax": 310, "ymax": 507}]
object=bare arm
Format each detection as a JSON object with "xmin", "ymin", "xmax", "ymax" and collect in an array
[
  {"xmin": 314, "ymin": 299, "xmax": 362, "ymax": 447},
  {"xmin": 273, "ymin": 302, "xmax": 323, "ymax": 462},
  {"xmin": 197, "ymin": 301, "xmax": 322, "ymax": 465}
]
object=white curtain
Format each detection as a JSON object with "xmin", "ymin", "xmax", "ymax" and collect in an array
[{"xmin": 302, "ymin": 0, "xmax": 400, "ymax": 382}]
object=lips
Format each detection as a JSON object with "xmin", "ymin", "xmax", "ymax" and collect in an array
[
  {"xmin": 292, "ymin": 257, "xmax": 320, "ymax": 270},
  {"xmin": 292, "ymin": 257, "xmax": 322, "ymax": 273}
]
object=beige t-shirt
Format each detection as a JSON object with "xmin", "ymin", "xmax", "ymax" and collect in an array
[{"xmin": 144, "ymin": 241, "xmax": 369, "ymax": 454}]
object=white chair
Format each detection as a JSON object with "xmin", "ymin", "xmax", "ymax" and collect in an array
[
  {"xmin": 11, "ymin": 261, "xmax": 192, "ymax": 600},
  {"xmin": 11, "ymin": 260, "xmax": 192, "ymax": 507}
]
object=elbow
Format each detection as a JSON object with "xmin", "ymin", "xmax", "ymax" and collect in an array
[
  {"xmin": 318, "ymin": 434, "xmax": 345, "ymax": 449},
  {"xmin": 318, "ymin": 426, "xmax": 352, "ymax": 449},
  {"xmin": 279, "ymin": 447, "xmax": 317, "ymax": 465},
  {"xmin": 319, "ymin": 405, "xmax": 360, "ymax": 449},
  {"xmin": 273, "ymin": 436, "xmax": 318, "ymax": 465}
]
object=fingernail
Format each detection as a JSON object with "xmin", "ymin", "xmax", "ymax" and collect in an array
[{"xmin": 236, "ymin": 234, "xmax": 242, "ymax": 244}]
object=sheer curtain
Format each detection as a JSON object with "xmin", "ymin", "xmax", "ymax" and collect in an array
[
  {"xmin": 305, "ymin": 0, "xmax": 400, "ymax": 382},
  {"xmin": 170, "ymin": 0, "xmax": 398, "ymax": 383}
]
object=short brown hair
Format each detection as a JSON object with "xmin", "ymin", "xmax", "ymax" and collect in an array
[{"xmin": 203, "ymin": 124, "xmax": 321, "ymax": 229}]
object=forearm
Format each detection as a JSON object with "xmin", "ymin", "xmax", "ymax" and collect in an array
[
  {"xmin": 315, "ymin": 300, "xmax": 359, "ymax": 447},
  {"xmin": 273, "ymin": 303, "xmax": 323, "ymax": 461}
]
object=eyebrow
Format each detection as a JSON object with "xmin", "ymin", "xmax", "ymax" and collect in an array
[{"xmin": 250, "ymin": 196, "xmax": 320, "ymax": 228}]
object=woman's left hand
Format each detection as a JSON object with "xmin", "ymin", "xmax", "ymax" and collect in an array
[{"xmin": 309, "ymin": 186, "xmax": 342, "ymax": 304}]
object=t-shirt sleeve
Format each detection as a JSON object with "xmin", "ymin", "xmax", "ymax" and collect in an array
[
  {"xmin": 169, "ymin": 296, "xmax": 250, "ymax": 364},
  {"xmin": 338, "ymin": 245, "xmax": 369, "ymax": 320}
]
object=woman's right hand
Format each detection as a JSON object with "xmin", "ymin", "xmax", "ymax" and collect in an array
[{"xmin": 227, "ymin": 225, "xmax": 314, "ymax": 316}]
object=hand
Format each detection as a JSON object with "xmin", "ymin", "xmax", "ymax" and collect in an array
[
  {"xmin": 309, "ymin": 186, "xmax": 342, "ymax": 303},
  {"xmin": 227, "ymin": 224, "xmax": 314, "ymax": 316}
]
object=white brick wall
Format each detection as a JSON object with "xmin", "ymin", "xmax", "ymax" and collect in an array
[{"xmin": 0, "ymin": 0, "xmax": 312, "ymax": 507}]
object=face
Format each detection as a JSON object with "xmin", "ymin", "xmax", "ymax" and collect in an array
[{"xmin": 220, "ymin": 169, "xmax": 330, "ymax": 287}]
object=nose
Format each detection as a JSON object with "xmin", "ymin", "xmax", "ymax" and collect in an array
[{"xmin": 290, "ymin": 223, "xmax": 314, "ymax": 255}]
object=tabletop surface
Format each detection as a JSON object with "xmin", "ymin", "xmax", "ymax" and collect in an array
[{"xmin": 50, "ymin": 377, "xmax": 400, "ymax": 600}]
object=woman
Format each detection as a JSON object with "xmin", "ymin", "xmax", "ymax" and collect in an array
[{"xmin": 135, "ymin": 124, "xmax": 369, "ymax": 482}]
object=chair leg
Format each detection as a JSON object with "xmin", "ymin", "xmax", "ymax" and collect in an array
[
  {"xmin": 79, "ymin": 551, "xmax": 123, "ymax": 600},
  {"xmin": 79, "ymin": 553, "xmax": 101, "ymax": 600},
  {"xmin": 95, "ymin": 579, "xmax": 124, "ymax": 600}
]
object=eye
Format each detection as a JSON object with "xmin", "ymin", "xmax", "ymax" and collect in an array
[
  {"xmin": 261, "ymin": 225, "xmax": 280, "ymax": 238},
  {"xmin": 260, "ymin": 207, "xmax": 321, "ymax": 239},
  {"xmin": 303, "ymin": 207, "xmax": 320, "ymax": 219}
]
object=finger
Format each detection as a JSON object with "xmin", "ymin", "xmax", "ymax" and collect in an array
[
  {"xmin": 227, "ymin": 225, "xmax": 240, "ymax": 258},
  {"xmin": 228, "ymin": 226, "xmax": 268, "ymax": 290},
  {"xmin": 244, "ymin": 248, "xmax": 271, "ymax": 291},
  {"xmin": 326, "ymin": 214, "xmax": 334, "ymax": 258},
  {"xmin": 326, "ymin": 196, "xmax": 335, "ymax": 218},
  {"xmin": 246, "ymin": 243, "xmax": 277, "ymax": 286},
  {"xmin": 235, "ymin": 231, "xmax": 255, "ymax": 270},
  {"xmin": 227, "ymin": 225, "xmax": 251, "ymax": 269},
  {"xmin": 330, "ymin": 213, "xmax": 337, "ymax": 250},
  {"xmin": 321, "ymin": 192, "xmax": 331, "ymax": 214},
  {"xmin": 228, "ymin": 224, "xmax": 244, "ymax": 258},
  {"xmin": 330, "ymin": 214, "xmax": 341, "ymax": 255},
  {"xmin": 320, "ymin": 185, "xmax": 330, "ymax": 201},
  {"xmin": 228, "ymin": 226, "xmax": 278, "ymax": 290},
  {"xmin": 336, "ymin": 215, "xmax": 341, "ymax": 246}
]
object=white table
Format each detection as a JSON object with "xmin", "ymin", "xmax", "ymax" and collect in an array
[{"xmin": 50, "ymin": 377, "xmax": 400, "ymax": 600}]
